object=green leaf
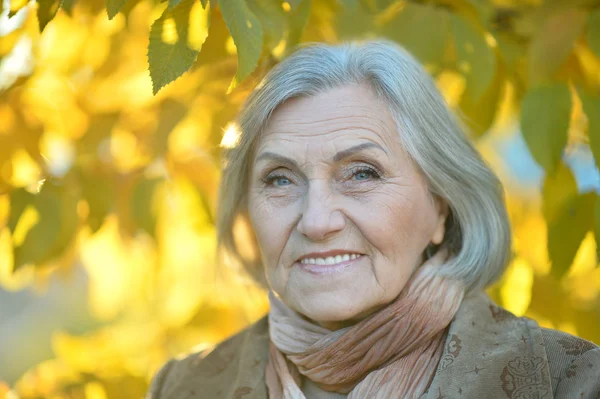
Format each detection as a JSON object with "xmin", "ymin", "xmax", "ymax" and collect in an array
[
  {"xmin": 120, "ymin": 0, "xmax": 144, "ymax": 19},
  {"xmin": 364, "ymin": 0, "xmax": 393, "ymax": 12},
  {"xmin": 47, "ymin": 183, "xmax": 79, "ymax": 261},
  {"xmin": 81, "ymin": 174, "xmax": 113, "ymax": 233},
  {"xmin": 588, "ymin": 10, "xmax": 600, "ymax": 59},
  {"xmin": 61, "ymin": 0, "xmax": 76, "ymax": 15},
  {"xmin": 339, "ymin": 0, "xmax": 358, "ymax": 8},
  {"xmin": 167, "ymin": 0, "xmax": 205, "ymax": 9},
  {"xmin": 459, "ymin": 60, "xmax": 503, "ymax": 137},
  {"xmin": 12, "ymin": 181, "xmax": 79, "ymax": 270},
  {"xmin": 196, "ymin": 7, "xmax": 231, "ymax": 67},
  {"xmin": 451, "ymin": 15, "xmax": 496, "ymax": 102},
  {"xmin": 219, "ymin": 0, "xmax": 264, "ymax": 92},
  {"xmin": 542, "ymin": 162, "xmax": 578, "ymax": 224},
  {"xmin": 8, "ymin": 188, "xmax": 35, "ymax": 233},
  {"xmin": 37, "ymin": 0, "xmax": 61, "ymax": 32},
  {"xmin": 336, "ymin": 0, "xmax": 374, "ymax": 40},
  {"xmin": 13, "ymin": 191, "xmax": 60, "ymax": 269},
  {"xmin": 520, "ymin": 83, "xmax": 572, "ymax": 175},
  {"xmin": 528, "ymin": 7, "xmax": 587, "ymax": 86},
  {"xmin": 495, "ymin": 33, "xmax": 526, "ymax": 74},
  {"xmin": 106, "ymin": 0, "xmax": 129, "ymax": 19},
  {"xmin": 148, "ymin": 0, "xmax": 210, "ymax": 94},
  {"xmin": 285, "ymin": 0, "xmax": 303, "ymax": 12},
  {"xmin": 579, "ymin": 91, "xmax": 600, "ymax": 172},
  {"xmin": 381, "ymin": 3, "xmax": 450, "ymax": 72},
  {"xmin": 247, "ymin": 0, "xmax": 286, "ymax": 52},
  {"xmin": 548, "ymin": 193, "xmax": 596, "ymax": 280},
  {"xmin": 285, "ymin": 0, "xmax": 309, "ymax": 52},
  {"xmin": 131, "ymin": 177, "xmax": 163, "ymax": 238}
]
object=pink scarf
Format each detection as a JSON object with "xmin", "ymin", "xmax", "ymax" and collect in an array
[{"xmin": 265, "ymin": 262, "xmax": 465, "ymax": 398}]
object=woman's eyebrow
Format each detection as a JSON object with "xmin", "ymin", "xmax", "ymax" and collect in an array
[
  {"xmin": 255, "ymin": 142, "xmax": 388, "ymax": 167},
  {"xmin": 332, "ymin": 142, "xmax": 387, "ymax": 161}
]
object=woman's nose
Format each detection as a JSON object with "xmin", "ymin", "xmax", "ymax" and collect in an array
[{"xmin": 296, "ymin": 182, "xmax": 345, "ymax": 241}]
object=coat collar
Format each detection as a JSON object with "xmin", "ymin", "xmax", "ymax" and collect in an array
[{"xmin": 167, "ymin": 292, "xmax": 553, "ymax": 399}]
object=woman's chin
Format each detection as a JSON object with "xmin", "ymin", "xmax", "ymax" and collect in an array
[
  {"xmin": 292, "ymin": 296, "xmax": 376, "ymax": 330},
  {"xmin": 306, "ymin": 311, "xmax": 369, "ymax": 331}
]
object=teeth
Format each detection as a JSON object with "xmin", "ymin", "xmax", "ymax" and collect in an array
[{"xmin": 300, "ymin": 253, "xmax": 362, "ymax": 265}]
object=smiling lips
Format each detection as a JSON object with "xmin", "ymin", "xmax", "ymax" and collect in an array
[
  {"xmin": 300, "ymin": 253, "xmax": 362, "ymax": 265},
  {"xmin": 296, "ymin": 251, "xmax": 365, "ymax": 275}
]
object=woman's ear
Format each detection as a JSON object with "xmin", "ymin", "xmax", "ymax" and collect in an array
[{"xmin": 431, "ymin": 197, "xmax": 449, "ymax": 245}]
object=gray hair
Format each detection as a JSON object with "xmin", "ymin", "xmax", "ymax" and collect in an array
[{"xmin": 216, "ymin": 40, "xmax": 512, "ymax": 292}]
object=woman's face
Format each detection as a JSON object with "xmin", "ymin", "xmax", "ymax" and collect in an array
[{"xmin": 247, "ymin": 84, "xmax": 448, "ymax": 330}]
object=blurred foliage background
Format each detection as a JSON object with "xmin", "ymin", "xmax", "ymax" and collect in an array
[{"xmin": 1, "ymin": 0, "xmax": 600, "ymax": 397}]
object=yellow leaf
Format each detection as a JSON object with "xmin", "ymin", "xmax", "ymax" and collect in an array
[
  {"xmin": 188, "ymin": 0, "xmax": 209, "ymax": 50},
  {"xmin": 22, "ymin": 71, "xmax": 89, "ymax": 139},
  {"xmin": 84, "ymin": 382, "xmax": 107, "ymax": 399},
  {"xmin": 10, "ymin": 149, "xmax": 41, "ymax": 188},
  {"xmin": 110, "ymin": 128, "xmax": 147, "ymax": 173},
  {"xmin": 80, "ymin": 217, "xmax": 156, "ymax": 320},
  {"xmin": 500, "ymin": 257, "xmax": 533, "ymax": 316},
  {"xmin": 37, "ymin": 12, "xmax": 87, "ymax": 73},
  {"xmin": 564, "ymin": 232, "xmax": 599, "ymax": 305},
  {"xmin": 8, "ymin": 0, "xmax": 28, "ymax": 17}
]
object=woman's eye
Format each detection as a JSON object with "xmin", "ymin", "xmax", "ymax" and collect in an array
[
  {"xmin": 263, "ymin": 174, "xmax": 292, "ymax": 187},
  {"xmin": 262, "ymin": 166, "xmax": 380, "ymax": 187},
  {"xmin": 351, "ymin": 167, "xmax": 381, "ymax": 181},
  {"xmin": 273, "ymin": 176, "xmax": 291, "ymax": 186}
]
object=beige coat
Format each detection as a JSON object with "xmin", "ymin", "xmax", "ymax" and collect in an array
[{"xmin": 146, "ymin": 292, "xmax": 600, "ymax": 398}]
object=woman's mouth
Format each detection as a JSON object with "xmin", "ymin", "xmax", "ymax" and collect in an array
[{"xmin": 296, "ymin": 254, "xmax": 365, "ymax": 275}]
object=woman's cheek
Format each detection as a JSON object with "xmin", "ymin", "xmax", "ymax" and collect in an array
[
  {"xmin": 250, "ymin": 197, "xmax": 290, "ymax": 263},
  {"xmin": 263, "ymin": 186, "xmax": 304, "ymax": 209},
  {"xmin": 252, "ymin": 202, "xmax": 275, "ymax": 239},
  {"xmin": 249, "ymin": 197, "xmax": 275, "ymax": 248}
]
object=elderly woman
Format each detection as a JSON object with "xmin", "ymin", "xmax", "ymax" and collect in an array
[{"xmin": 147, "ymin": 41, "xmax": 599, "ymax": 398}]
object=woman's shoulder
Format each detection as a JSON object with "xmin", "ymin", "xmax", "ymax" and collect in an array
[
  {"xmin": 145, "ymin": 316, "xmax": 270, "ymax": 399},
  {"xmin": 540, "ymin": 327, "xmax": 600, "ymax": 397}
]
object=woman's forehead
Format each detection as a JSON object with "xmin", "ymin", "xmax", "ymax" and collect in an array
[
  {"xmin": 266, "ymin": 85, "xmax": 390, "ymax": 128},
  {"xmin": 258, "ymin": 85, "xmax": 401, "ymax": 152}
]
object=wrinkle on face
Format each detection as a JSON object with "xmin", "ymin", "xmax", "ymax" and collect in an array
[{"xmin": 246, "ymin": 83, "xmax": 447, "ymax": 330}]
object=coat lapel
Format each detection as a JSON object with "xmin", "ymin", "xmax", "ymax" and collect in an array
[
  {"xmin": 163, "ymin": 317, "xmax": 270, "ymax": 399},
  {"xmin": 425, "ymin": 292, "xmax": 553, "ymax": 399}
]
